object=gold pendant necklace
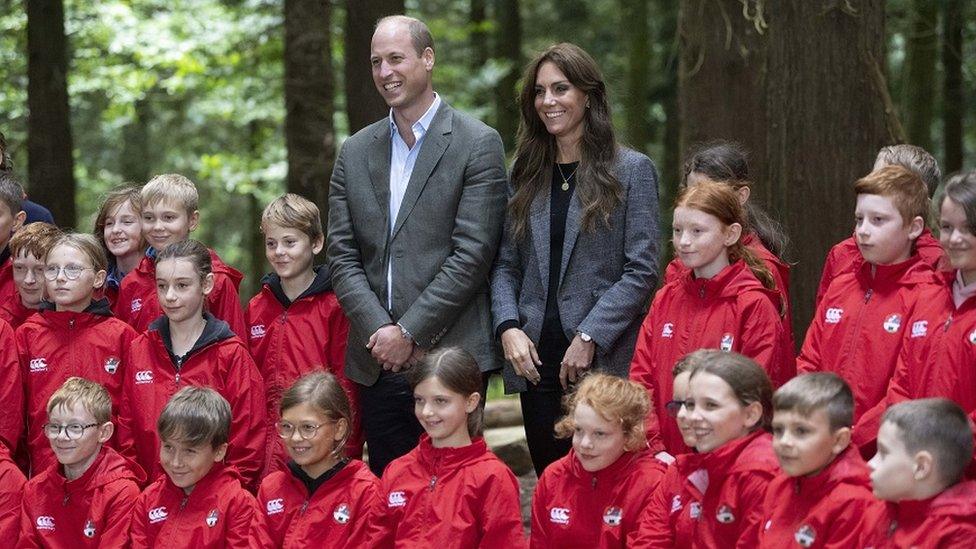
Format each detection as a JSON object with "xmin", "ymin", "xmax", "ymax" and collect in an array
[{"xmin": 557, "ymin": 162, "xmax": 579, "ymax": 191}]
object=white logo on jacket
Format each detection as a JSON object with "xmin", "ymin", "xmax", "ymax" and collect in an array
[
  {"xmin": 670, "ymin": 495, "xmax": 682, "ymax": 514},
  {"xmin": 206, "ymin": 509, "xmax": 218, "ymax": 528},
  {"xmin": 130, "ymin": 298, "xmax": 142, "ymax": 313},
  {"xmin": 549, "ymin": 507, "xmax": 570, "ymax": 525},
  {"xmin": 825, "ymin": 308, "xmax": 843, "ymax": 324},
  {"xmin": 661, "ymin": 323, "xmax": 674, "ymax": 338},
  {"xmin": 104, "ymin": 357, "xmax": 120, "ymax": 375},
  {"xmin": 911, "ymin": 320, "xmax": 928, "ymax": 338},
  {"xmin": 83, "ymin": 519, "xmax": 96, "ymax": 538},
  {"xmin": 883, "ymin": 314, "xmax": 902, "ymax": 334},
  {"xmin": 716, "ymin": 505, "xmax": 735, "ymax": 524},
  {"xmin": 795, "ymin": 524, "xmax": 817, "ymax": 547},
  {"xmin": 387, "ymin": 491, "xmax": 407, "ymax": 508},
  {"xmin": 35, "ymin": 516, "xmax": 55, "ymax": 531},
  {"xmin": 29, "ymin": 358, "xmax": 48, "ymax": 373},
  {"xmin": 333, "ymin": 503, "xmax": 351, "ymax": 524},
  {"xmin": 148, "ymin": 507, "xmax": 168, "ymax": 524},
  {"xmin": 135, "ymin": 370, "xmax": 154, "ymax": 384},
  {"xmin": 603, "ymin": 507, "xmax": 622, "ymax": 527},
  {"xmin": 719, "ymin": 333, "xmax": 734, "ymax": 352},
  {"xmin": 266, "ymin": 499, "xmax": 284, "ymax": 515},
  {"xmin": 250, "ymin": 324, "xmax": 266, "ymax": 339}
]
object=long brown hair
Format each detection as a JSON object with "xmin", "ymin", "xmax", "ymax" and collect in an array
[
  {"xmin": 407, "ymin": 347, "xmax": 484, "ymax": 438},
  {"xmin": 509, "ymin": 43, "xmax": 621, "ymax": 241},
  {"xmin": 675, "ymin": 182, "xmax": 776, "ymax": 290},
  {"xmin": 689, "ymin": 350, "xmax": 773, "ymax": 431}
]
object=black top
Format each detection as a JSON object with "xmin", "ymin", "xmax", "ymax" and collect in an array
[{"xmin": 287, "ymin": 458, "xmax": 349, "ymax": 496}]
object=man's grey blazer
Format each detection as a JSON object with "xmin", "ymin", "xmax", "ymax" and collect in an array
[
  {"xmin": 327, "ymin": 101, "xmax": 508, "ymax": 386},
  {"xmin": 490, "ymin": 147, "xmax": 661, "ymax": 393}
]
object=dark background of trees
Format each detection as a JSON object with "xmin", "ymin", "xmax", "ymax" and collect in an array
[{"xmin": 1, "ymin": 0, "xmax": 974, "ymax": 342}]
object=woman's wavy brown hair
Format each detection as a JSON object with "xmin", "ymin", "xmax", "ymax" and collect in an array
[{"xmin": 508, "ymin": 43, "xmax": 621, "ymax": 241}]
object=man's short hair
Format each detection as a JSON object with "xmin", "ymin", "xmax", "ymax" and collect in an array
[
  {"xmin": 9, "ymin": 222, "xmax": 61, "ymax": 260},
  {"xmin": 375, "ymin": 15, "xmax": 434, "ymax": 55},
  {"xmin": 882, "ymin": 398, "xmax": 974, "ymax": 486},
  {"xmin": 141, "ymin": 174, "xmax": 199, "ymax": 216},
  {"xmin": 47, "ymin": 377, "xmax": 112, "ymax": 425},
  {"xmin": 854, "ymin": 165, "xmax": 929, "ymax": 227},
  {"xmin": 874, "ymin": 144, "xmax": 941, "ymax": 196},
  {"xmin": 261, "ymin": 193, "xmax": 323, "ymax": 242},
  {"xmin": 157, "ymin": 386, "xmax": 231, "ymax": 449},
  {"xmin": 773, "ymin": 373, "xmax": 854, "ymax": 431},
  {"xmin": 0, "ymin": 171, "xmax": 24, "ymax": 216}
]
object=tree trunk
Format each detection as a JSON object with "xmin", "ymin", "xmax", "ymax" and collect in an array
[
  {"xmin": 621, "ymin": 0, "xmax": 651, "ymax": 152},
  {"xmin": 120, "ymin": 96, "xmax": 152, "ymax": 183},
  {"xmin": 471, "ymin": 0, "xmax": 489, "ymax": 68},
  {"xmin": 679, "ymin": 0, "xmax": 893, "ymax": 342},
  {"xmin": 493, "ymin": 0, "xmax": 521, "ymax": 152},
  {"xmin": 942, "ymin": 0, "xmax": 964, "ymax": 174},
  {"xmin": 343, "ymin": 0, "xmax": 404, "ymax": 134},
  {"xmin": 903, "ymin": 0, "xmax": 938, "ymax": 150},
  {"xmin": 26, "ymin": 0, "xmax": 75, "ymax": 227},
  {"xmin": 284, "ymin": 0, "xmax": 335, "ymax": 224}
]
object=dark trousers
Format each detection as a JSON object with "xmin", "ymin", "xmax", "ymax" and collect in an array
[
  {"xmin": 359, "ymin": 370, "xmax": 424, "ymax": 477},
  {"xmin": 520, "ymin": 389, "xmax": 572, "ymax": 477}
]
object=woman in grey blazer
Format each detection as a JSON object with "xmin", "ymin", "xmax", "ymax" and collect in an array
[{"xmin": 490, "ymin": 43, "xmax": 661, "ymax": 476}]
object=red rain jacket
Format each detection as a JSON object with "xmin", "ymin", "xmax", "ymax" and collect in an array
[
  {"xmin": 630, "ymin": 261, "xmax": 793, "ymax": 454},
  {"xmin": 797, "ymin": 255, "xmax": 941, "ymax": 420},
  {"xmin": 245, "ymin": 268, "xmax": 360, "ymax": 473},
  {"xmin": 859, "ymin": 480, "xmax": 976, "ymax": 548},
  {"xmin": 627, "ymin": 453, "xmax": 703, "ymax": 549},
  {"xmin": 0, "ymin": 256, "xmax": 15, "ymax": 319},
  {"xmin": 129, "ymin": 464, "xmax": 270, "ymax": 548},
  {"xmin": 15, "ymin": 300, "xmax": 136, "ymax": 473},
  {"xmin": 115, "ymin": 314, "xmax": 266, "ymax": 489},
  {"xmin": 0, "ymin": 296, "xmax": 35, "ymax": 329},
  {"xmin": 115, "ymin": 250, "xmax": 247, "ymax": 339},
  {"xmin": 815, "ymin": 230, "xmax": 943, "ymax": 308},
  {"xmin": 0, "ymin": 319, "xmax": 23, "ymax": 455},
  {"xmin": 758, "ymin": 445, "xmax": 882, "ymax": 548},
  {"xmin": 367, "ymin": 435, "xmax": 527, "ymax": 548},
  {"xmin": 530, "ymin": 449, "xmax": 667, "ymax": 548},
  {"xmin": 0, "ymin": 444, "xmax": 25, "ymax": 543},
  {"xmin": 256, "ymin": 459, "xmax": 379, "ymax": 548},
  {"xmin": 17, "ymin": 446, "xmax": 144, "ymax": 548}
]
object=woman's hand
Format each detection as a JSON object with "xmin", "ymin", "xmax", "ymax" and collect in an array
[
  {"xmin": 559, "ymin": 334, "xmax": 595, "ymax": 390},
  {"xmin": 501, "ymin": 328, "xmax": 542, "ymax": 385}
]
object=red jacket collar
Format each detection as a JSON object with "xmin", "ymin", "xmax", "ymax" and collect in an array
[
  {"xmin": 791, "ymin": 444, "xmax": 871, "ymax": 496},
  {"xmin": 680, "ymin": 260, "xmax": 769, "ymax": 300},
  {"xmin": 567, "ymin": 448, "xmax": 644, "ymax": 486},
  {"xmin": 46, "ymin": 446, "xmax": 145, "ymax": 494},
  {"xmin": 896, "ymin": 480, "xmax": 976, "ymax": 522},
  {"xmin": 160, "ymin": 462, "xmax": 240, "ymax": 499},
  {"xmin": 416, "ymin": 435, "xmax": 491, "ymax": 473},
  {"xmin": 853, "ymin": 252, "xmax": 937, "ymax": 288},
  {"xmin": 701, "ymin": 430, "xmax": 776, "ymax": 480}
]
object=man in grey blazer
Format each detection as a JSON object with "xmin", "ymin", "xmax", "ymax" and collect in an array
[{"xmin": 327, "ymin": 15, "xmax": 507, "ymax": 475}]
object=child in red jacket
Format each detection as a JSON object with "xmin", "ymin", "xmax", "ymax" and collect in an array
[
  {"xmin": 758, "ymin": 373, "xmax": 882, "ymax": 548},
  {"xmin": 0, "ymin": 441, "xmax": 25, "ymax": 543},
  {"xmin": 116, "ymin": 240, "xmax": 266, "ymax": 489},
  {"xmin": 367, "ymin": 347, "xmax": 527, "ymax": 548},
  {"xmin": 16, "ymin": 233, "xmax": 138, "ymax": 473},
  {"xmin": 798, "ymin": 167, "xmax": 941, "ymax": 422},
  {"xmin": 257, "ymin": 371, "xmax": 379, "ymax": 548},
  {"xmin": 861, "ymin": 399, "xmax": 976, "ymax": 548},
  {"xmin": 3, "ymin": 222, "xmax": 60, "ymax": 328},
  {"xmin": 0, "ymin": 318, "xmax": 22, "ymax": 459},
  {"xmin": 116, "ymin": 174, "xmax": 246, "ymax": 338},
  {"xmin": 247, "ymin": 194, "xmax": 358, "ymax": 474},
  {"xmin": 93, "ymin": 186, "xmax": 145, "ymax": 310},
  {"xmin": 0, "ymin": 174, "xmax": 26, "ymax": 311},
  {"xmin": 816, "ymin": 144, "xmax": 944, "ymax": 308},
  {"xmin": 18, "ymin": 378, "xmax": 144, "ymax": 548},
  {"xmin": 531, "ymin": 374, "xmax": 667, "ymax": 548},
  {"xmin": 664, "ymin": 141, "xmax": 793, "ymax": 343},
  {"xmin": 129, "ymin": 387, "xmax": 270, "ymax": 548},
  {"xmin": 631, "ymin": 182, "xmax": 792, "ymax": 455}
]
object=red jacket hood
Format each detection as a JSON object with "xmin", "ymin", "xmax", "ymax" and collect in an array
[
  {"xmin": 566, "ymin": 448, "xmax": 660, "ymax": 486},
  {"xmin": 852, "ymin": 252, "xmax": 941, "ymax": 289},
  {"xmin": 701, "ymin": 430, "xmax": 778, "ymax": 479},
  {"xmin": 37, "ymin": 445, "xmax": 146, "ymax": 493},
  {"xmin": 897, "ymin": 480, "xmax": 976, "ymax": 521},
  {"xmin": 31, "ymin": 298, "xmax": 114, "ymax": 330},
  {"xmin": 679, "ymin": 260, "xmax": 780, "ymax": 303}
]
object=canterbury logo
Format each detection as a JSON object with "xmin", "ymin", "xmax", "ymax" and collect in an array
[
  {"xmin": 250, "ymin": 324, "xmax": 266, "ymax": 339},
  {"xmin": 661, "ymin": 322, "xmax": 674, "ymax": 338},
  {"xmin": 387, "ymin": 491, "xmax": 406, "ymax": 508},
  {"xmin": 29, "ymin": 358, "xmax": 48, "ymax": 372},
  {"xmin": 825, "ymin": 308, "xmax": 843, "ymax": 324},
  {"xmin": 130, "ymin": 298, "xmax": 142, "ymax": 313},
  {"xmin": 549, "ymin": 507, "xmax": 570, "ymax": 525},
  {"xmin": 148, "ymin": 507, "xmax": 168, "ymax": 524},
  {"xmin": 135, "ymin": 370, "xmax": 154, "ymax": 384},
  {"xmin": 266, "ymin": 499, "xmax": 284, "ymax": 515},
  {"xmin": 911, "ymin": 320, "xmax": 928, "ymax": 338},
  {"xmin": 35, "ymin": 516, "xmax": 55, "ymax": 530}
]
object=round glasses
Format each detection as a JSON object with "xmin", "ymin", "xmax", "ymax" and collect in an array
[
  {"xmin": 276, "ymin": 421, "xmax": 331, "ymax": 440},
  {"xmin": 43, "ymin": 265, "xmax": 93, "ymax": 281},
  {"xmin": 43, "ymin": 422, "xmax": 99, "ymax": 440}
]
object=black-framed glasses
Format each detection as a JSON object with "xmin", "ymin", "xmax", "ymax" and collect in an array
[
  {"xmin": 276, "ymin": 421, "xmax": 332, "ymax": 440},
  {"xmin": 43, "ymin": 423, "xmax": 99, "ymax": 440},
  {"xmin": 665, "ymin": 400, "xmax": 691, "ymax": 418},
  {"xmin": 43, "ymin": 265, "xmax": 93, "ymax": 281}
]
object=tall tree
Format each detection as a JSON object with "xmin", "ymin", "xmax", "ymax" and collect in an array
[
  {"xmin": 679, "ymin": 0, "xmax": 894, "ymax": 341},
  {"xmin": 494, "ymin": 0, "xmax": 521, "ymax": 151},
  {"xmin": 284, "ymin": 0, "xmax": 335, "ymax": 220},
  {"xmin": 344, "ymin": 0, "xmax": 404, "ymax": 134},
  {"xmin": 470, "ymin": 0, "xmax": 489, "ymax": 68},
  {"xmin": 26, "ymin": 0, "xmax": 75, "ymax": 226},
  {"xmin": 942, "ymin": 0, "xmax": 964, "ymax": 173},
  {"xmin": 903, "ymin": 0, "xmax": 938, "ymax": 150},
  {"xmin": 621, "ymin": 0, "xmax": 651, "ymax": 152}
]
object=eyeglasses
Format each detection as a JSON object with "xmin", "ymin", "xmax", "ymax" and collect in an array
[
  {"xmin": 276, "ymin": 421, "xmax": 332, "ymax": 440},
  {"xmin": 43, "ymin": 423, "xmax": 99, "ymax": 440},
  {"xmin": 664, "ymin": 400, "xmax": 691, "ymax": 418},
  {"xmin": 43, "ymin": 265, "xmax": 93, "ymax": 281}
]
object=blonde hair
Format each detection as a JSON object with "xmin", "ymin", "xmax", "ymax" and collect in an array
[
  {"xmin": 854, "ymin": 166, "xmax": 929, "ymax": 227},
  {"xmin": 875, "ymin": 144, "xmax": 941, "ymax": 195},
  {"xmin": 47, "ymin": 233, "xmax": 109, "ymax": 273},
  {"xmin": 141, "ymin": 174, "xmax": 199, "ymax": 215},
  {"xmin": 47, "ymin": 377, "xmax": 112, "ymax": 424},
  {"xmin": 9, "ymin": 222, "xmax": 61, "ymax": 260},
  {"xmin": 261, "ymin": 193, "xmax": 323, "ymax": 241},
  {"xmin": 280, "ymin": 371, "xmax": 352, "ymax": 458},
  {"xmin": 555, "ymin": 374, "xmax": 650, "ymax": 451},
  {"xmin": 157, "ymin": 386, "xmax": 231, "ymax": 448}
]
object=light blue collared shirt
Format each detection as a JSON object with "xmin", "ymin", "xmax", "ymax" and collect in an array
[{"xmin": 387, "ymin": 93, "xmax": 441, "ymax": 310}]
